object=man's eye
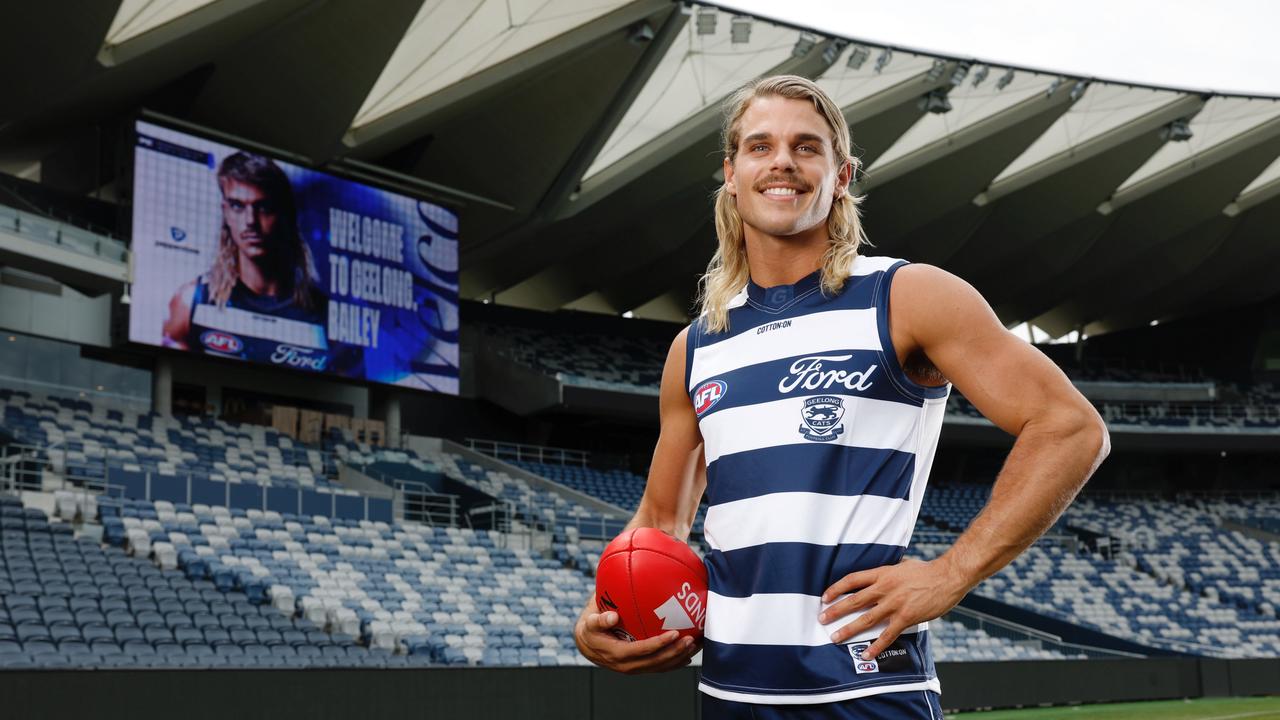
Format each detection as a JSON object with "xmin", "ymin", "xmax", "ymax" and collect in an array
[{"xmin": 751, "ymin": 144, "xmax": 768, "ymax": 152}]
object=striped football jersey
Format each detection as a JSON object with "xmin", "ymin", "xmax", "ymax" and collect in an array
[{"xmin": 685, "ymin": 255, "xmax": 950, "ymax": 704}]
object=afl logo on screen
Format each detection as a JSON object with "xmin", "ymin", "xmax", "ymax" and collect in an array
[
  {"xmin": 693, "ymin": 380, "xmax": 727, "ymax": 416},
  {"xmin": 200, "ymin": 331, "xmax": 242, "ymax": 354}
]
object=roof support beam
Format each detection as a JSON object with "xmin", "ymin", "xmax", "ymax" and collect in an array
[
  {"xmin": 561, "ymin": 37, "xmax": 843, "ymax": 220},
  {"xmin": 860, "ymin": 75, "xmax": 1078, "ymax": 192},
  {"xmin": 974, "ymin": 94, "xmax": 1205, "ymax": 206},
  {"xmin": 342, "ymin": 0, "xmax": 671, "ymax": 151},
  {"xmin": 539, "ymin": 6, "xmax": 687, "ymax": 222},
  {"xmin": 1099, "ymin": 114, "xmax": 1280, "ymax": 215}
]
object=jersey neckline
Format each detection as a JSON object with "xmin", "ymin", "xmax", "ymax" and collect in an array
[{"xmin": 746, "ymin": 269, "xmax": 822, "ymax": 310}]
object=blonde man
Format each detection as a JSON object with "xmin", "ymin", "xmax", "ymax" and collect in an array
[
  {"xmin": 164, "ymin": 152, "xmax": 326, "ymax": 359},
  {"xmin": 575, "ymin": 75, "xmax": 1109, "ymax": 719}
]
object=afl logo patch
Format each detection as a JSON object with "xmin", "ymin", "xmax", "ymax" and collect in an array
[
  {"xmin": 200, "ymin": 331, "xmax": 243, "ymax": 354},
  {"xmin": 693, "ymin": 380, "xmax": 727, "ymax": 416}
]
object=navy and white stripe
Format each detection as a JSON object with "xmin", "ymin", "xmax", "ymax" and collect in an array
[{"xmin": 687, "ymin": 255, "xmax": 949, "ymax": 705}]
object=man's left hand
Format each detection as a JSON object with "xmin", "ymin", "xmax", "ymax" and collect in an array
[{"xmin": 818, "ymin": 557, "xmax": 971, "ymax": 660}]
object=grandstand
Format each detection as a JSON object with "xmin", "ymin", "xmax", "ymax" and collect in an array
[{"xmin": 2, "ymin": 0, "xmax": 1280, "ymax": 717}]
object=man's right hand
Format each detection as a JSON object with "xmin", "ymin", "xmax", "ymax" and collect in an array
[{"xmin": 574, "ymin": 600, "xmax": 700, "ymax": 674}]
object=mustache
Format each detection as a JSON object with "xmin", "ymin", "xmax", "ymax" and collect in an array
[{"xmin": 753, "ymin": 176, "xmax": 811, "ymax": 192}]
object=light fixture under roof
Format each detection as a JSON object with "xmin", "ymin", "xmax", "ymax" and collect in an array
[
  {"xmin": 846, "ymin": 45, "xmax": 870, "ymax": 70},
  {"xmin": 996, "ymin": 68, "xmax": 1015, "ymax": 90},
  {"xmin": 971, "ymin": 64, "xmax": 989, "ymax": 87},
  {"xmin": 695, "ymin": 6, "xmax": 716, "ymax": 36},
  {"xmin": 919, "ymin": 89, "xmax": 953, "ymax": 114},
  {"xmin": 1160, "ymin": 118, "xmax": 1194, "ymax": 142},
  {"xmin": 792, "ymin": 32, "xmax": 818, "ymax": 59},
  {"xmin": 730, "ymin": 15, "xmax": 751, "ymax": 44},
  {"xmin": 926, "ymin": 59, "xmax": 947, "ymax": 82},
  {"xmin": 822, "ymin": 39, "xmax": 846, "ymax": 65},
  {"xmin": 949, "ymin": 61, "xmax": 971, "ymax": 87},
  {"xmin": 1069, "ymin": 80, "xmax": 1089, "ymax": 102},
  {"xmin": 1046, "ymin": 77, "xmax": 1065, "ymax": 97},
  {"xmin": 874, "ymin": 47, "xmax": 893, "ymax": 73}
]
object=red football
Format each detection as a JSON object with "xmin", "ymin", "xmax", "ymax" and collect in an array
[{"xmin": 594, "ymin": 527, "xmax": 708, "ymax": 642}]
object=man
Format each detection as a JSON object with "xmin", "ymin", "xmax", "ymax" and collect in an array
[
  {"xmin": 163, "ymin": 152, "xmax": 326, "ymax": 359},
  {"xmin": 574, "ymin": 75, "xmax": 1109, "ymax": 718}
]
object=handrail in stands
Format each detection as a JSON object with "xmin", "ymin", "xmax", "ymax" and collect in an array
[{"xmin": 465, "ymin": 438, "xmax": 588, "ymax": 467}]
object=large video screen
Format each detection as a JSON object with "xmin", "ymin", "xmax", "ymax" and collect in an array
[{"xmin": 129, "ymin": 120, "xmax": 459, "ymax": 394}]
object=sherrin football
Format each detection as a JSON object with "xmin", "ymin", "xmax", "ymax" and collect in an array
[{"xmin": 594, "ymin": 527, "xmax": 708, "ymax": 642}]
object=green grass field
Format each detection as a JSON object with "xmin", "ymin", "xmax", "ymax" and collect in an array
[{"xmin": 948, "ymin": 696, "xmax": 1280, "ymax": 719}]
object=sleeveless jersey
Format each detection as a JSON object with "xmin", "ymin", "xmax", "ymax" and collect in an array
[
  {"xmin": 186, "ymin": 277, "xmax": 329, "ymax": 370},
  {"xmin": 685, "ymin": 255, "xmax": 950, "ymax": 705}
]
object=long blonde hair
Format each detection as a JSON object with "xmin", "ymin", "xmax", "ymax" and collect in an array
[
  {"xmin": 207, "ymin": 152, "xmax": 320, "ymax": 311},
  {"xmin": 697, "ymin": 75, "xmax": 869, "ymax": 333}
]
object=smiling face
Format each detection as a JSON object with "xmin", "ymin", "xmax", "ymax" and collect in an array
[{"xmin": 723, "ymin": 95, "xmax": 852, "ymax": 242}]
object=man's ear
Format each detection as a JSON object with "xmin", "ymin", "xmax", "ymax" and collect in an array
[
  {"xmin": 835, "ymin": 159, "xmax": 853, "ymax": 199},
  {"xmin": 723, "ymin": 157, "xmax": 736, "ymax": 197}
]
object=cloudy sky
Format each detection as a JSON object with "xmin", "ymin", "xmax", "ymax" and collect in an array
[{"xmin": 716, "ymin": 0, "xmax": 1279, "ymax": 97}]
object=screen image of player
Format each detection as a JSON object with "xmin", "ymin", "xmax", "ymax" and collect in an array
[{"xmin": 128, "ymin": 120, "xmax": 459, "ymax": 394}]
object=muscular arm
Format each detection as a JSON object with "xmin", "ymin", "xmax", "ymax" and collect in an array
[
  {"xmin": 823, "ymin": 264, "xmax": 1109, "ymax": 657},
  {"xmin": 575, "ymin": 327, "xmax": 706, "ymax": 672},
  {"xmin": 627, "ymin": 328, "xmax": 707, "ymax": 541}
]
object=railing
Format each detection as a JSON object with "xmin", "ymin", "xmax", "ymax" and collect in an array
[
  {"xmin": 0, "ymin": 202, "xmax": 128, "ymax": 263},
  {"xmin": 942, "ymin": 605, "xmax": 1146, "ymax": 660},
  {"xmin": 465, "ymin": 438, "xmax": 588, "ymax": 467},
  {"xmin": 1, "ymin": 441, "xmax": 384, "ymax": 522},
  {"xmin": 0, "ymin": 375, "xmax": 152, "ymax": 414},
  {"xmin": 393, "ymin": 478, "xmax": 461, "ymax": 528}
]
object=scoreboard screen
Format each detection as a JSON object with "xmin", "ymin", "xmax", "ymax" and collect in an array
[{"xmin": 129, "ymin": 120, "xmax": 459, "ymax": 394}]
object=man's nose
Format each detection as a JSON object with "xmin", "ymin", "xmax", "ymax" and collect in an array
[{"xmin": 770, "ymin": 146, "xmax": 797, "ymax": 171}]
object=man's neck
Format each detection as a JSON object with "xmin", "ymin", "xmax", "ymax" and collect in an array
[
  {"xmin": 743, "ymin": 223, "xmax": 829, "ymax": 288},
  {"xmin": 238, "ymin": 253, "xmax": 283, "ymax": 297}
]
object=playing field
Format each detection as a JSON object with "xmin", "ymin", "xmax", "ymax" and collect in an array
[{"xmin": 948, "ymin": 696, "xmax": 1280, "ymax": 719}]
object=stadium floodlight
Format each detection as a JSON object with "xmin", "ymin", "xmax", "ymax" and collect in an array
[
  {"xmin": 622, "ymin": 310, "xmax": 635, "ymax": 319},
  {"xmin": 874, "ymin": 47, "xmax": 893, "ymax": 73},
  {"xmin": 1046, "ymin": 77, "xmax": 1065, "ymax": 97},
  {"xmin": 1069, "ymin": 80, "xmax": 1089, "ymax": 102},
  {"xmin": 918, "ymin": 89, "xmax": 953, "ymax": 114},
  {"xmin": 1160, "ymin": 118, "xmax": 1194, "ymax": 142},
  {"xmin": 996, "ymin": 68, "xmax": 1015, "ymax": 90},
  {"xmin": 971, "ymin": 64, "xmax": 990, "ymax": 87},
  {"xmin": 822, "ymin": 39, "xmax": 847, "ymax": 65},
  {"xmin": 696, "ymin": 7, "xmax": 716, "ymax": 36},
  {"xmin": 730, "ymin": 15, "xmax": 751, "ymax": 44},
  {"xmin": 792, "ymin": 32, "xmax": 819, "ymax": 58},
  {"xmin": 628, "ymin": 21, "xmax": 654, "ymax": 45},
  {"xmin": 950, "ymin": 62, "xmax": 971, "ymax": 87},
  {"xmin": 926, "ymin": 59, "xmax": 947, "ymax": 82},
  {"xmin": 846, "ymin": 45, "xmax": 871, "ymax": 70}
]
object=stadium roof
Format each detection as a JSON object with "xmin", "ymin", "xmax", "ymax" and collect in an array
[{"xmin": 2, "ymin": 0, "xmax": 1278, "ymax": 336}]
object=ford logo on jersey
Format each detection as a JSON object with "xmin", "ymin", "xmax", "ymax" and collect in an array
[
  {"xmin": 200, "ymin": 331, "xmax": 242, "ymax": 354},
  {"xmin": 693, "ymin": 380, "xmax": 727, "ymax": 416},
  {"xmin": 170, "ymin": 226, "xmax": 187, "ymax": 242}
]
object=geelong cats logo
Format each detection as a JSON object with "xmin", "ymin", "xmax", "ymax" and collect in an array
[{"xmin": 799, "ymin": 395, "xmax": 845, "ymax": 442}]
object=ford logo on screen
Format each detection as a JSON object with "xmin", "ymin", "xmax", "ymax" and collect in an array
[
  {"xmin": 271, "ymin": 344, "xmax": 327, "ymax": 371},
  {"xmin": 200, "ymin": 331, "xmax": 243, "ymax": 354}
]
